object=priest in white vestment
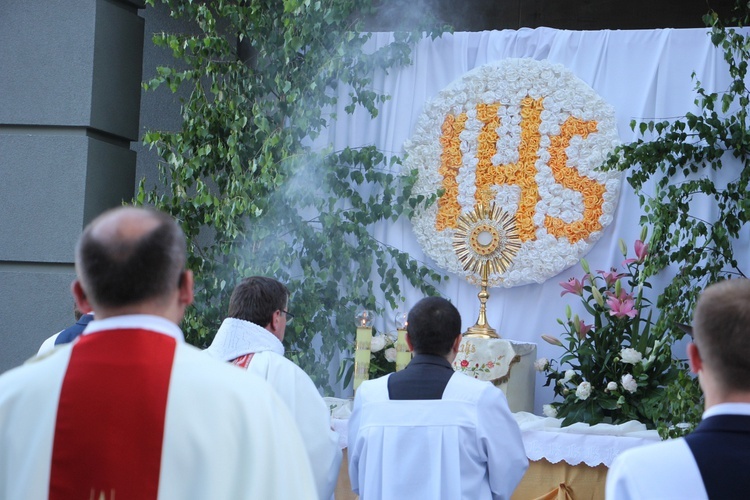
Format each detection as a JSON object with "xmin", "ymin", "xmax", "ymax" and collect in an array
[
  {"xmin": 348, "ymin": 297, "xmax": 528, "ymax": 500},
  {"xmin": 606, "ymin": 279, "xmax": 750, "ymax": 500},
  {"xmin": 0, "ymin": 207, "xmax": 317, "ymax": 500},
  {"xmin": 207, "ymin": 276, "xmax": 342, "ymax": 500}
]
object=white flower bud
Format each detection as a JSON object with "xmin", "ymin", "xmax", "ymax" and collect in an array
[
  {"xmin": 621, "ymin": 373, "xmax": 638, "ymax": 393},
  {"xmin": 576, "ymin": 381, "xmax": 592, "ymax": 400},
  {"xmin": 534, "ymin": 358, "xmax": 549, "ymax": 372},
  {"xmin": 384, "ymin": 347, "xmax": 397, "ymax": 363},
  {"xmin": 619, "ymin": 348, "xmax": 643, "ymax": 365},
  {"xmin": 543, "ymin": 404, "xmax": 558, "ymax": 418},
  {"xmin": 370, "ymin": 335, "xmax": 386, "ymax": 353}
]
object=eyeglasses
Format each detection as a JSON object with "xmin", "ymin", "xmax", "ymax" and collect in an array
[{"xmin": 281, "ymin": 310, "xmax": 295, "ymax": 323}]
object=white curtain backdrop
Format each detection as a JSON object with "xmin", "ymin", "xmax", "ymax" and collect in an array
[{"xmin": 323, "ymin": 27, "xmax": 750, "ymax": 412}]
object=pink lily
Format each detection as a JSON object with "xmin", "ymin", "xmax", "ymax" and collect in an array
[
  {"xmin": 606, "ymin": 290, "xmax": 638, "ymax": 319},
  {"xmin": 560, "ymin": 277, "xmax": 585, "ymax": 296},
  {"xmin": 576, "ymin": 320, "xmax": 593, "ymax": 340},
  {"xmin": 597, "ymin": 268, "xmax": 625, "ymax": 288},
  {"xmin": 622, "ymin": 240, "xmax": 649, "ymax": 265}
]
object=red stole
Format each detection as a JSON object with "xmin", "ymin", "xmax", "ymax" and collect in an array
[
  {"xmin": 49, "ymin": 329, "xmax": 176, "ymax": 500},
  {"xmin": 231, "ymin": 353, "xmax": 255, "ymax": 369}
]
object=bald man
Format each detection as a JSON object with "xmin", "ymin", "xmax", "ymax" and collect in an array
[{"xmin": 0, "ymin": 206, "xmax": 316, "ymax": 499}]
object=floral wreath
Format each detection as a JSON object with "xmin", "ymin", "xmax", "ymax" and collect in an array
[{"xmin": 405, "ymin": 58, "xmax": 622, "ymax": 287}]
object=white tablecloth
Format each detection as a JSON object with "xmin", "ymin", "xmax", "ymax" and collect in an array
[{"xmin": 325, "ymin": 398, "xmax": 661, "ymax": 467}]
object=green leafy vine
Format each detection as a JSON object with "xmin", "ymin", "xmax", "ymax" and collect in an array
[
  {"xmin": 137, "ymin": 0, "xmax": 448, "ymax": 393},
  {"xmin": 603, "ymin": 1, "xmax": 750, "ymax": 436}
]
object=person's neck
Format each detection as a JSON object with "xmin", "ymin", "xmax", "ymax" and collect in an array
[
  {"xmin": 705, "ymin": 391, "xmax": 750, "ymax": 410},
  {"xmin": 414, "ymin": 352, "xmax": 453, "ymax": 363},
  {"xmin": 94, "ymin": 302, "xmax": 182, "ymax": 325}
]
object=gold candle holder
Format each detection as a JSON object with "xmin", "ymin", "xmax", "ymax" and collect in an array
[{"xmin": 353, "ymin": 309, "xmax": 374, "ymax": 391}]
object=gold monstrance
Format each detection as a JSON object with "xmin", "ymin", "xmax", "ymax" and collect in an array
[{"xmin": 452, "ymin": 203, "xmax": 521, "ymax": 338}]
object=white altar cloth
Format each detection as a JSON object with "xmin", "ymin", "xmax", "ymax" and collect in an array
[{"xmin": 325, "ymin": 398, "xmax": 661, "ymax": 467}]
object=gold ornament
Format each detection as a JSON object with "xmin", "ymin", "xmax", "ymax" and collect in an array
[{"xmin": 453, "ymin": 204, "xmax": 520, "ymax": 338}]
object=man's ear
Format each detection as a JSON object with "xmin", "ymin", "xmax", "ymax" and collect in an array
[
  {"xmin": 688, "ymin": 342, "xmax": 703, "ymax": 374},
  {"xmin": 452, "ymin": 333, "xmax": 463, "ymax": 354},
  {"xmin": 178, "ymin": 270, "xmax": 194, "ymax": 307},
  {"xmin": 71, "ymin": 280, "xmax": 93, "ymax": 315},
  {"xmin": 405, "ymin": 333, "xmax": 415, "ymax": 352}
]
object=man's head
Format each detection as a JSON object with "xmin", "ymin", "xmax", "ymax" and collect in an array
[
  {"xmin": 228, "ymin": 276, "xmax": 290, "ymax": 340},
  {"xmin": 72, "ymin": 206, "xmax": 193, "ymax": 322},
  {"xmin": 691, "ymin": 278, "xmax": 750, "ymax": 399},
  {"xmin": 406, "ymin": 296, "xmax": 462, "ymax": 357}
]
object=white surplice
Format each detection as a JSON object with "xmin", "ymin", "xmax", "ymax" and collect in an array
[
  {"xmin": 0, "ymin": 314, "xmax": 317, "ymax": 500},
  {"xmin": 207, "ymin": 318, "xmax": 342, "ymax": 500},
  {"xmin": 348, "ymin": 372, "xmax": 528, "ymax": 500}
]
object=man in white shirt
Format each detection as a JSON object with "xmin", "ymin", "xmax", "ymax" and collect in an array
[
  {"xmin": 206, "ymin": 276, "xmax": 342, "ymax": 500},
  {"xmin": 606, "ymin": 278, "xmax": 750, "ymax": 499},
  {"xmin": 348, "ymin": 296, "xmax": 528, "ymax": 500},
  {"xmin": 0, "ymin": 206, "xmax": 316, "ymax": 500}
]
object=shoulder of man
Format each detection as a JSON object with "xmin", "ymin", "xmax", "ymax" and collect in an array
[{"xmin": 444, "ymin": 371, "xmax": 499, "ymax": 401}]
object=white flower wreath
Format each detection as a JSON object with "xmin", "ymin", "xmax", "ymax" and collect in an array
[{"xmin": 405, "ymin": 58, "xmax": 621, "ymax": 287}]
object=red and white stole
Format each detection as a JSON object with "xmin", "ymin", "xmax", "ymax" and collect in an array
[
  {"xmin": 231, "ymin": 353, "xmax": 255, "ymax": 369},
  {"xmin": 49, "ymin": 329, "xmax": 176, "ymax": 500}
]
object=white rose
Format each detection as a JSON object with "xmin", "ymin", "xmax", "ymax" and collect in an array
[
  {"xmin": 606, "ymin": 381, "xmax": 618, "ymax": 391},
  {"xmin": 543, "ymin": 404, "xmax": 558, "ymax": 418},
  {"xmin": 620, "ymin": 348, "xmax": 643, "ymax": 365},
  {"xmin": 562, "ymin": 369, "xmax": 576, "ymax": 383},
  {"xmin": 384, "ymin": 347, "xmax": 397, "ymax": 363},
  {"xmin": 576, "ymin": 381, "xmax": 592, "ymax": 400},
  {"xmin": 621, "ymin": 374, "xmax": 638, "ymax": 393},
  {"xmin": 370, "ymin": 335, "xmax": 386, "ymax": 353},
  {"xmin": 534, "ymin": 358, "xmax": 549, "ymax": 372}
]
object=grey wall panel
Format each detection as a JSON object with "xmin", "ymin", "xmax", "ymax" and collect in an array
[
  {"xmin": 91, "ymin": 0, "xmax": 145, "ymax": 140},
  {"xmin": 135, "ymin": 1, "xmax": 192, "ymax": 191},
  {"xmin": 0, "ymin": 133, "xmax": 88, "ymax": 263},
  {"xmin": 0, "ymin": 0, "xmax": 96, "ymax": 127},
  {"xmin": 0, "ymin": 268, "xmax": 76, "ymax": 375},
  {"xmin": 0, "ymin": 133, "xmax": 135, "ymax": 262},
  {"xmin": 84, "ymin": 137, "xmax": 137, "ymax": 223}
]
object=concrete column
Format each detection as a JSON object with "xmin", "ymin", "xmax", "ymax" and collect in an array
[{"xmin": 0, "ymin": 0, "xmax": 144, "ymax": 372}]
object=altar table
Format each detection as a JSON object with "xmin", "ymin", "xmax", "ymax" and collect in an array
[{"xmin": 327, "ymin": 402, "xmax": 661, "ymax": 500}]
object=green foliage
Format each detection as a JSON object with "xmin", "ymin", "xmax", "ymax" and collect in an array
[
  {"xmin": 654, "ymin": 363, "xmax": 704, "ymax": 438},
  {"xmin": 138, "ymin": 0, "xmax": 447, "ymax": 393},
  {"xmin": 541, "ymin": 237, "xmax": 679, "ymax": 427},
  {"xmin": 601, "ymin": 1, "xmax": 750, "ymax": 428}
]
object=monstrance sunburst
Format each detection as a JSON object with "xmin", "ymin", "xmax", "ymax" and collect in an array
[{"xmin": 452, "ymin": 203, "xmax": 521, "ymax": 338}]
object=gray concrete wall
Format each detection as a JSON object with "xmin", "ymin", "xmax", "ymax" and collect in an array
[{"xmin": 0, "ymin": 0, "xmax": 144, "ymax": 373}]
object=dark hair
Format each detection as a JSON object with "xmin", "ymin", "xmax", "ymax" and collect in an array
[
  {"xmin": 75, "ymin": 208, "xmax": 186, "ymax": 309},
  {"xmin": 693, "ymin": 278, "xmax": 750, "ymax": 392},
  {"xmin": 406, "ymin": 297, "xmax": 462, "ymax": 356},
  {"xmin": 228, "ymin": 276, "xmax": 289, "ymax": 327}
]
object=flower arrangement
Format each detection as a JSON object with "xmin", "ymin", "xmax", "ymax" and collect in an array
[
  {"xmin": 369, "ymin": 332, "xmax": 398, "ymax": 378},
  {"xmin": 406, "ymin": 58, "xmax": 622, "ymax": 286},
  {"xmin": 538, "ymin": 231, "xmax": 678, "ymax": 427}
]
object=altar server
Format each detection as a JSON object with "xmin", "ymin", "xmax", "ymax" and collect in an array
[
  {"xmin": 0, "ymin": 206, "xmax": 316, "ymax": 500},
  {"xmin": 606, "ymin": 278, "xmax": 750, "ymax": 499},
  {"xmin": 348, "ymin": 296, "xmax": 528, "ymax": 500},
  {"xmin": 207, "ymin": 276, "xmax": 342, "ymax": 500}
]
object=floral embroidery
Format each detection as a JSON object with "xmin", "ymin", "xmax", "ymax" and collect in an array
[{"xmin": 406, "ymin": 59, "xmax": 621, "ymax": 286}]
